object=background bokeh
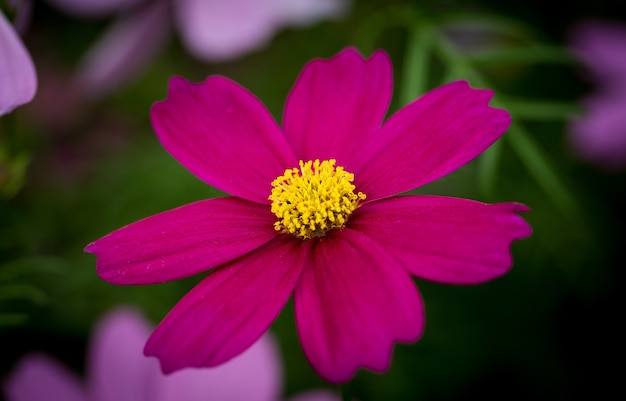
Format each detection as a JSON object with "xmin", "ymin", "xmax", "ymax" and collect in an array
[{"xmin": 1, "ymin": 0, "xmax": 624, "ymax": 400}]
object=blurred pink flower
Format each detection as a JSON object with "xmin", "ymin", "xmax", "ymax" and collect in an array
[
  {"xmin": 45, "ymin": 0, "xmax": 350, "ymax": 97},
  {"xmin": 0, "ymin": 10, "xmax": 37, "ymax": 115},
  {"xmin": 568, "ymin": 20, "xmax": 626, "ymax": 169},
  {"xmin": 3, "ymin": 307, "xmax": 341, "ymax": 401},
  {"xmin": 85, "ymin": 48, "xmax": 531, "ymax": 383}
]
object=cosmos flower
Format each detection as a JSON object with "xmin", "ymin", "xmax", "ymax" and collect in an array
[
  {"xmin": 0, "ymin": 10, "xmax": 37, "ymax": 116},
  {"xmin": 568, "ymin": 20, "xmax": 626, "ymax": 169},
  {"xmin": 85, "ymin": 48, "xmax": 531, "ymax": 383},
  {"xmin": 3, "ymin": 307, "xmax": 341, "ymax": 401},
  {"xmin": 44, "ymin": 0, "xmax": 349, "ymax": 97}
]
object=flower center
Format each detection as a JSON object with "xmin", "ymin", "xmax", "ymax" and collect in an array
[{"xmin": 269, "ymin": 159, "xmax": 366, "ymax": 239}]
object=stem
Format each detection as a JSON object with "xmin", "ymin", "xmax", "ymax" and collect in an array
[
  {"xmin": 340, "ymin": 382, "xmax": 352, "ymax": 401},
  {"xmin": 400, "ymin": 25, "xmax": 432, "ymax": 106}
]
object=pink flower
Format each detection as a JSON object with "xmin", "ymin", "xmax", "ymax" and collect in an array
[
  {"xmin": 85, "ymin": 48, "xmax": 531, "ymax": 383},
  {"xmin": 568, "ymin": 20, "xmax": 626, "ymax": 169},
  {"xmin": 0, "ymin": 10, "xmax": 37, "ymax": 115},
  {"xmin": 3, "ymin": 307, "xmax": 341, "ymax": 401},
  {"xmin": 45, "ymin": 0, "xmax": 349, "ymax": 97}
]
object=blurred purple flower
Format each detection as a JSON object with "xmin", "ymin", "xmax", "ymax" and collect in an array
[
  {"xmin": 45, "ymin": 0, "xmax": 350, "ymax": 98},
  {"xmin": 3, "ymin": 307, "xmax": 341, "ymax": 401},
  {"xmin": 568, "ymin": 20, "xmax": 626, "ymax": 169},
  {"xmin": 0, "ymin": 9, "xmax": 37, "ymax": 115}
]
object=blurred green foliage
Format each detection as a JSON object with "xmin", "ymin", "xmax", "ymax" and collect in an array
[{"xmin": 1, "ymin": 0, "xmax": 624, "ymax": 400}]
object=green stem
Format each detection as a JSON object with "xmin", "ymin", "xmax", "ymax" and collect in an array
[
  {"xmin": 340, "ymin": 382, "xmax": 352, "ymax": 401},
  {"xmin": 400, "ymin": 25, "xmax": 432, "ymax": 106}
]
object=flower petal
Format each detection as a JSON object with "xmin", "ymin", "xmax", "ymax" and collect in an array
[
  {"xmin": 294, "ymin": 229, "xmax": 424, "ymax": 383},
  {"xmin": 144, "ymin": 236, "xmax": 305, "ymax": 373},
  {"xmin": 151, "ymin": 75, "xmax": 297, "ymax": 203},
  {"xmin": 568, "ymin": 20, "xmax": 626, "ymax": 82},
  {"xmin": 160, "ymin": 333, "xmax": 283, "ymax": 401},
  {"xmin": 569, "ymin": 94, "xmax": 626, "ymax": 169},
  {"xmin": 74, "ymin": 0, "xmax": 171, "ymax": 99},
  {"xmin": 0, "ymin": 11, "xmax": 36, "ymax": 116},
  {"xmin": 85, "ymin": 197, "xmax": 277, "ymax": 285},
  {"xmin": 175, "ymin": 0, "xmax": 279, "ymax": 61},
  {"xmin": 175, "ymin": 0, "xmax": 349, "ymax": 62},
  {"xmin": 350, "ymin": 195, "xmax": 531, "ymax": 284},
  {"xmin": 356, "ymin": 81, "xmax": 511, "ymax": 201},
  {"xmin": 3, "ymin": 354, "xmax": 86, "ymax": 401},
  {"xmin": 88, "ymin": 307, "xmax": 163, "ymax": 401},
  {"xmin": 283, "ymin": 48, "xmax": 392, "ymax": 170}
]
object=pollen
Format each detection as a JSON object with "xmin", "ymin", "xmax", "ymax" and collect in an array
[{"xmin": 269, "ymin": 159, "xmax": 366, "ymax": 239}]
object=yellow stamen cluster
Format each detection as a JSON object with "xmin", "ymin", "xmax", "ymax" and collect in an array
[{"xmin": 269, "ymin": 159, "xmax": 366, "ymax": 239}]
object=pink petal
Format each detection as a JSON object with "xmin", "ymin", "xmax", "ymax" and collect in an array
[
  {"xmin": 175, "ymin": 0, "xmax": 279, "ymax": 61},
  {"xmin": 350, "ymin": 195, "xmax": 531, "ymax": 284},
  {"xmin": 569, "ymin": 93, "xmax": 626, "ymax": 169},
  {"xmin": 283, "ymin": 48, "xmax": 392, "ymax": 171},
  {"xmin": 568, "ymin": 20, "xmax": 626, "ymax": 82},
  {"xmin": 44, "ymin": 0, "xmax": 145, "ymax": 17},
  {"xmin": 3, "ymin": 354, "xmax": 86, "ymax": 401},
  {"xmin": 0, "ymin": 11, "xmax": 36, "ymax": 115},
  {"xmin": 294, "ymin": 229, "xmax": 424, "ymax": 383},
  {"xmin": 87, "ymin": 307, "xmax": 163, "ymax": 401},
  {"xmin": 144, "ymin": 236, "xmax": 305, "ymax": 373},
  {"xmin": 159, "ymin": 333, "xmax": 283, "ymax": 401},
  {"xmin": 175, "ymin": 0, "xmax": 348, "ymax": 61},
  {"xmin": 151, "ymin": 76, "xmax": 297, "ymax": 203},
  {"xmin": 74, "ymin": 0, "xmax": 171, "ymax": 99},
  {"xmin": 86, "ymin": 197, "xmax": 278, "ymax": 285},
  {"xmin": 355, "ymin": 81, "xmax": 511, "ymax": 201}
]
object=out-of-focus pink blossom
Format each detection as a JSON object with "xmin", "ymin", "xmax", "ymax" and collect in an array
[
  {"xmin": 175, "ymin": 0, "xmax": 350, "ymax": 61},
  {"xmin": 568, "ymin": 21, "xmax": 626, "ymax": 169},
  {"xmin": 46, "ymin": 0, "xmax": 350, "ymax": 98},
  {"xmin": 0, "ymin": 10, "xmax": 37, "ymax": 115},
  {"xmin": 3, "ymin": 307, "xmax": 341, "ymax": 401}
]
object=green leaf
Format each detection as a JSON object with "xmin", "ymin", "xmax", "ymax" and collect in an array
[
  {"xmin": 0, "ymin": 313, "xmax": 29, "ymax": 327},
  {"xmin": 503, "ymin": 97, "xmax": 581, "ymax": 121},
  {"xmin": 400, "ymin": 26, "xmax": 433, "ymax": 106},
  {"xmin": 0, "ymin": 284, "xmax": 49, "ymax": 305},
  {"xmin": 0, "ymin": 257, "xmax": 68, "ymax": 282},
  {"xmin": 507, "ymin": 122, "xmax": 578, "ymax": 214},
  {"xmin": 467, "ymin": 46, "xmax": 578, "ymax": 65}
]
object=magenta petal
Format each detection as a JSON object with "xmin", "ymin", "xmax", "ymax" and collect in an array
[
  {"xmin": 351, "ymin": 196, "xmax": 531, "ymax": 284},
  {"xmin": 88, "ymin": 307, "xmax": 162, "ymax": 401},
  {"xmin": 283, "ymin": 48, "xmax": 392, "ymax": 170},
  {"xmin": 0, "ymin": 12, "xmax": 36, "ymax": 116},
  {"xmin": 356, "ymin": 81, "xmax": 511, "ymax": 201},
  {"xmin": 3, "ymin": 354, "xmax": 86, "ymax": 401},
  {"xmin": 294, "ymin": 229, "xmax": 424, "ymax": 383},
  {"xmin": 159, "ymin": 333, "xmax": 283, "ymax": 401},
  {"xmin": 151, "ymin": 75, "xmax": 297, "ymax": 203},
  {"xmin": 86, "ymin": 197, "xmax": 277, "ymax": 285},
  {"xmin": 144, "ymin": 237, "xmax": 305, "ymax": 373}
]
